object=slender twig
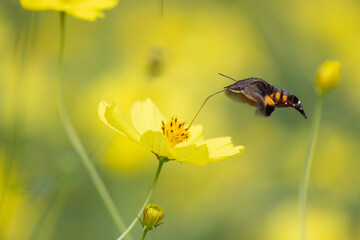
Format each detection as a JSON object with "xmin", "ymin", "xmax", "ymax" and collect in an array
[
  {"xmin": 141, "ymin": 227, "xmax": 150, "ymax": 240},
  {"xmin": 299, "ymin": 95, "xmax": 323, "ymax": 240},
  {"xmin": 0, "ymin": 14, "xmax": 35, "ymax": 239},
  {"xmin": 117, "ymin": 161, "xmax": 164, "ymax": 240},
  {"xmin": 56, "ymin": 12, "xmax": 128, "ymax": 236}
]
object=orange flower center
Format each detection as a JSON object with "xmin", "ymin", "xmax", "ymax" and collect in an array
[{"xmin": 161, "ymin": 116, "xmax": 191, "ymax": 148}]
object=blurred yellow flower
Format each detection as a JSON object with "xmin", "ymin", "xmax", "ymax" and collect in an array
[
  {"xmin": 263, "ymin": 201, "xmax": 351, "ymax": 240},
  {"xmin": 98, "ymin": 98, "xmax": 244, "ymax": 166},
  {"xmin": 316, "ymin": 60, "xmax": 341, "ymax": 95},
  {"xmin": 20, "ymin": 0, "xmax": 117, "ymax": 21}
]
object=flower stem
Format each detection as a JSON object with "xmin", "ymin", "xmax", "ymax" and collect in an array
[
  {"xmin": 0, "ymin": 14, "xmax": 35, "ymax": 239},
  {"xmin": 56, "ymin": 12, "xmax": 128, "ymax": 236},
  {"xmin": 117, "ymin": 160, "xmax": 165, "ymax": 240},
  {"xmin": 141, "ymin": 227, "xmax": 150, "ymax": 240},
  {"xmin": 299, "ymin": 95, "xmax": 323, "ymax": 240}
]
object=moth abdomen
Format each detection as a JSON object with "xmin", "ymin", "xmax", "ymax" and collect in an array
[{"xmin": 268, "ymin": 88, "xmax": 307, "ymax": 119}]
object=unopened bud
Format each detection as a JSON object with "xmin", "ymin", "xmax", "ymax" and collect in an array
[
  {"xmin": 143, "ymin": 204, "xmax": 164, "ymax": 228},
  {"xmin": 316, "ymin": 60, "xmax": 341, "ymax": 95}
]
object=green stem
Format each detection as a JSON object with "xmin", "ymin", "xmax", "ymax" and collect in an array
[
  {"xmin": 0, "ymin": 13, "xmax": 35, "ymax": 239},
  {"xmin": 299, "ymin": 95, "xmax": 323, "ymax": 240},
  {"xmin": 28, "ymin": 195, "xmax": 56, "ymax": 240},
  {"xmin": 117, "ymin": 160, "xmax": 165, "ymax": 240},
  {"xmin": 141, "ymin": 227, "xmax": 150, "ymax": 240},
  {"xmin": 56, "ymin": 12, "xmax": 128, "ymax": 236},
  {"xmin": 158, "ymin": 0, "xmax": 164, "ymax": 18}
]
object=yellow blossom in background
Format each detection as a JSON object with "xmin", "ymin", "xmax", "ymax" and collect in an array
[
  {"xmin": 0, "ymin": 159, "xmax": 39, "ymax": 239},
  {"xmin": 316, "ymin": 60, "xmax": 341, "ymax": 95},
  {"xmin": 20, "ymin": 0, "xmax": 117, "ymax": 21},
  {"xmin": 263, "ymin": 201, "xmax": 351, "ymax": 240},
  {"xmin": 103, "ymin": 137, "xmax": 149, "ymax": 173},
  {"xmin": 98, "ymin": 98, "xmax": 244, "ymax": 166}
]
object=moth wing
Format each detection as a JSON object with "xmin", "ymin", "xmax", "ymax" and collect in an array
[
  {"xmin": 225, "ymin": 90, "xmax": 257, "ymax": 107},
  {"xmin": 243, "ymin": 86, "xmax": 276, "ymax": 117},
  {"xmin": 264, "ymin": 105, "xmax": 275, "ymax": 117},
  {"xmin": 225, "ymin": 78, "xmax": 276, "ymax": 117},
  {"xmin": 249, "ymin": 79, "xmax": 268, "ymax": 89},
  {"xmin": 256, "ymin": 105, "xmax": 275, "ymax": 117}
]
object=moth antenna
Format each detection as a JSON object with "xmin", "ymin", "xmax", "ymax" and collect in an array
[
  {"xmin": 218, "ymin": 73, "xmax": 237, "ymax": 82},
  {"xmin": 188, "ymin": 89, "xmax": 226, "ymax": 127}
]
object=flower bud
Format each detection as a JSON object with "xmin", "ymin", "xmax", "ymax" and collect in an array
[
  {"xmin": 143, "ymin": 204, "xmax": 164, "ymax": 228},
  {"xmin": 316, "ymin": 60, "xmax": 341, "ymax": 95}
]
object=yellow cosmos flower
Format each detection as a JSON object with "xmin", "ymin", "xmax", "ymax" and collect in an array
[
  {"xmin": 20, "ymin": 0, "xmax": 117, "ymax": 21},
  {"xmin": 98, "ymin": 98, "xmax": 244, "ymax": 166}
]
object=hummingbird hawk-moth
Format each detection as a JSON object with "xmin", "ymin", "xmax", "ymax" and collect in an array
[
  {"xmin": 221, "ymin": 73, "xmax": 307, "ymax": 119},
  {"xmin": 188, "ymin": 73, "xmax": 307, "ymax": 127}
]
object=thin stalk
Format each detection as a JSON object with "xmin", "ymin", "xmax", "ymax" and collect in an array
[
  {"xmin": 0, "ymin": 14, "xmax": 35, "ymax": 239},
  {"xmin": 299, "ymin": 95, "xmax": 323, "ymax": 240},
  {"xmin": 117, "ymin": 161, "xmax": 164, "ymax": 240},
  {"xmin": 56, "ymin": 12, "xmax": 128, "ymax": 236},
  {"xmin": 28, "ymin": 196, "xmax": 56, "ymax": 240},
  {"xmin": 141, "ymin": 227, "xmax": 150, "ymax": 240}
]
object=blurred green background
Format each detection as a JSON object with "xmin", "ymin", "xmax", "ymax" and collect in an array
[{"xmin": 1, "ymin": 0, "xmax": 360, "ymax": 239}]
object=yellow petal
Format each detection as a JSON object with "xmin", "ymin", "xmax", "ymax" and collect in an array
[
  {"xmin": 131, "ymin": 98, "xmax": 165, "ymax": 135},
  {"xmin": 66, "ymin": 9, "xmax": 106, "ymax": 22},
  {"xmin": 20, "ymin": 0, "xmax": 117, "ymax": 21},
  {"xmin": 98, "ymin": 101, "xmax": 140, "ymax": 143},
  {"xmin": 64, "ymin": 0, "xmax": 118, "ymax": 21},
  {"xmin": 175, "ymin": 124, "xmax": 204, "ymax": 148},
  {"xmin": 173, "ymin": 144, "xmax": 209, "ymax": 166},
  {"xmin": 140, "ymin": 131, "xmax": 174, "ymax": 158},
  {"xmin": 203, "ymin": 137, "xmax": 244, "ymax": 162},
  {"xmin": 20, "ymin": 0, "xmax": 51, "ymax": 11},
  {"xmin": 188, "ymin": 125, "xmax": 204, "ymax": 143}
]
